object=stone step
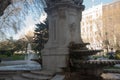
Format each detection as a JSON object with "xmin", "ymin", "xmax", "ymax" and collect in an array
[
  {"xmin": 31, "ymin": 70, "xmax": 55, "ymax": 76},
  {"xmin": 22, "ymin": 73, "xmax": 52, "ymax": 80},
  {"xmin": 0, "ymin": 77, "xmax": 12, "ymax": 80},
  {"xmin": 12, "ymin": 76, "xmax": 30, "ymax": 80},
  {"xmin": 0, "ymin": 71, "xmax": 16, "ymax": 75},
  {"xmin": 104, "ymin": 69, "xmax": 120, "ymax": 73},
  {"xmin": 51, "ymin": 75, "xmax": 65, "ymax": 80},
  {"xmin": 101, "ymin": 73, "xmax": 120, "ymax": 80}
]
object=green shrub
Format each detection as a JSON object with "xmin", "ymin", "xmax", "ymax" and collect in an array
[
  {"xmin": 115, "ymin": 50, "xmax": 120, "ymax": 60},
  {"xmin": 12, "ymin": 54, "xmax": 24, "ymax": 60},
  {"xmin": 5, "ymin": 51, "xmax": 12, "ymax": 57}
]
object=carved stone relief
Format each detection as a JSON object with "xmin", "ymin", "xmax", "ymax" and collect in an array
[
  {"xmin": 58, "ymin": 8, "xmax": 66, "ymax": 18},
  {"xmin": 69, "ymin": 23, "xmax": 76, "ymax": 32},
  {"xmin": 69, "ymin": 23, "xmax": 76, "ymax": 41}
]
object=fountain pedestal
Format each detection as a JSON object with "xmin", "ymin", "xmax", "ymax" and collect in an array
[{"xmin": 42, "ymin": 0, "xmax": 84, "ymax": 71}]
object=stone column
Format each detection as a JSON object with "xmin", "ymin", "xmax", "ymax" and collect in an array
[{"xmin": 42, "ymin": 0, "xmax": 84, "ymax": 71}]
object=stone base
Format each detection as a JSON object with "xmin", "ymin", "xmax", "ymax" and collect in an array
[
  {"xmin": 0, "ymin": 70, "xmax": 56, "ymax": 80},
  {"xmin": 65, "ymin": 72, "xmax": 104, "ymax": 80},
  {"xmin": 42, "ymin": 47, "xmax": 69, "ymax": 72}
]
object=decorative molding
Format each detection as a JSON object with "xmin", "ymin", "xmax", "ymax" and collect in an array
[{"xmin": 45, "ymin": 0, "xmax": 84, "ymax": 7}]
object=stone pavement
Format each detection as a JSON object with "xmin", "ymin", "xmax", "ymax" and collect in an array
[
  {"xmin": 12, "ymin": 70, "xmax": 55, "ymax": 80},
  {"xmin": 1, "ymin": 69, "xmax": 120, "ymax": 80},
  {"xmin": 101, "ymin": 73, "xmax": 120, "ymax": 80},
  {"xmin": 0, "ymin": 70, "xmax": 65, "ymax": 80}
]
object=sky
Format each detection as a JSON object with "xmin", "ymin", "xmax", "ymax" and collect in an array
[
  {"xmin": 0, "ymin": 0, "xmax": 45, "ymax": 41},
  {"xmin": 83, "ymin": 0, "xmax": 113, "ymax": 9},
  {"xmin": 0, "ymin": 0, "xmax": 114, "ymax": 41}
]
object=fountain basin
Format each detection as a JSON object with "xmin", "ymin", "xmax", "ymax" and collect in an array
[
  {"xmin": 0, "ymin": 60, "xmax": 41, "ymax": 71},
  {"xmin": 77, "ymin": 60, "xmax": 120, "ymax": 64},
  {"xmin": 68, "ymin": 42, "xmax": 90, "ymax": 48},
  {"xmin": 70, "ymin": 60, "xmax": 120, "ymax": 77},
  {"xmin": 73, "ymin": 60, "xmax": 120, "ymax": 67},
  {"xmin": 70, "ymin": 50, "xmax": 102, "ymax": 56}
]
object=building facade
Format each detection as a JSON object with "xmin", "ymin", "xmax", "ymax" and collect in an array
[
  {"xmin": 102, "ymin": 1, "xmax": 120, "ymax": 50},
  {"xmin": 81, "ymin": 4, "xmax": 103, "ymax": 50},
  {"xmin": 81, "ymin": 1, "xmax": 120, "ymax": 50}
]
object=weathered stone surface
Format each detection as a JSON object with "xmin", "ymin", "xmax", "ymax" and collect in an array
[
  {"xmin": 31, "ymin": 70, "xmax": 55, "ymax": 76},
  {"xmin": 12, "ymin": 76, "xmax": 29, "ymax": 80},
  {"xmin": 0, "ymin": 70, "xmax": 57, "ymax": 80},
  {"xmin": 67, "ymin": 42, "xmax": 120, "ymax": 80},
  {"xmin": 42, "ymin": 1, "xmax": 84, "ymax": 71},
  {"xmin": 45, "ymin": 0, "xmax": 84, "ymax": 7},
  {"xmin": 51, "ymin": 75, "xmax": 65, "ymax": 80},
  {"xmin": 22, "ymin": 73, "xmax": 52, "ymax": 80}
]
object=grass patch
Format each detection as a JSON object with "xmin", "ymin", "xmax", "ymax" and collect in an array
[
  {"xmin": 11, "ymin": 55, "xmax": 24, "ymax": 60},
  {"xmin": 0, "ymin": 54, "xmax": 24, "ymax": 60},
  {"xmin": 0, "ymin": 55, "xmax": 8, "ymax": 58}
]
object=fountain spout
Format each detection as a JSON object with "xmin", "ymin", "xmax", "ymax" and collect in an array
[{"xmin": 25, "ymin": 43, "xmax": 37, "ymax": 61}]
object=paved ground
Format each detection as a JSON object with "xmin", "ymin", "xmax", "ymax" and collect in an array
[
  {"xmin": 1, "ymin": 61, "xmax": 120, "ymax": 80},
  {"xmin": 1, "ymin": 70, "xmax": 120, "ymax": 80},
  {"xmin": 0, "ymin": 70, "xmax": 65, "ymax": 80},
  {"xmin": 101, "ymin": 73, "xmax": 120, "ymax": 80}
]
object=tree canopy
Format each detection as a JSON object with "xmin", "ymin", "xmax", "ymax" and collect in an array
[{"xmin": 33, "ymin": 20, "xmax": 48, "ymax": 54}]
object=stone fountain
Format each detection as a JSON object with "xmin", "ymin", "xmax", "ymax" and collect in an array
[
  {"xmin": 0, "ymin": 0, "xmax": 120, "ymax": 80},
  {"xmin": 42, "ymin": 0, "xmax": 120, "ymax": 80},
  {"xmin": 42, "ymin": 0, "xmax": 84, "ymax": 71},
  {"xmin": 25, "ymin": 43, "xmax": 38, "ymax": 61},
  {"xmin": 68, "ymin": 42, "xmax": 120, "ymax": 80},
  {"xmin": 0, "ymin": 43, "xmax": 41, "ymax": 71}
]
